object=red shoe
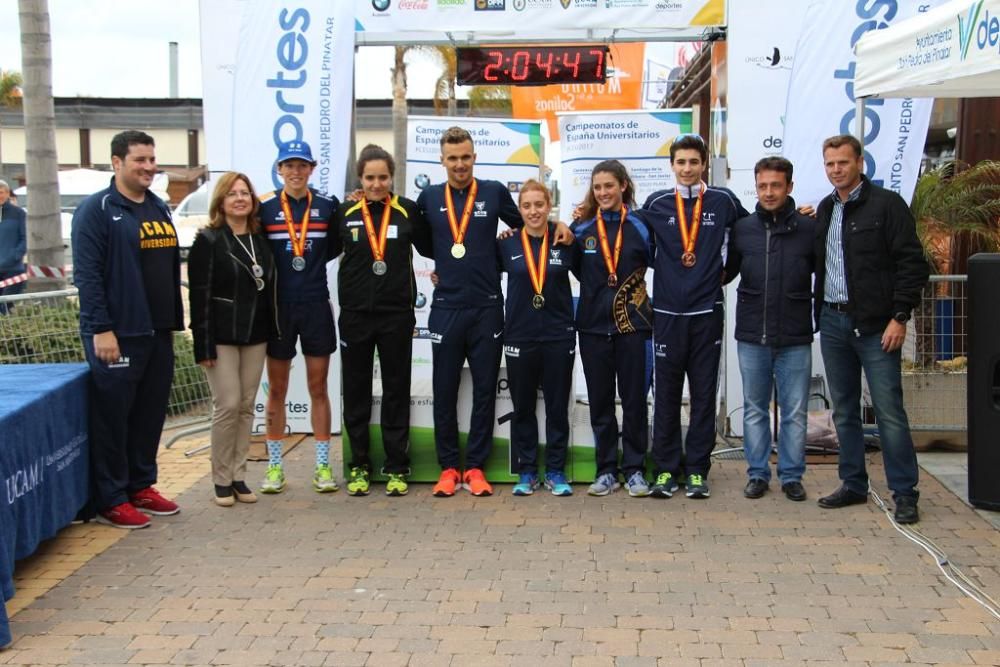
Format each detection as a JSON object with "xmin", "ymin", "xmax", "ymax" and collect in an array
[
  {"xmin": 97, "ymin": 502, "xmax": 150, "ymax": 529},
  {"xmin": 463, "ymin": 468, "xmax": 493, "ymax": 497},
  {"xmin": 433, "ymin": 468, "xmax": 460, "ymax": 497},
  {"xmin": 129, "ymin": 487, "xmax": 180, "ymax": 516}
]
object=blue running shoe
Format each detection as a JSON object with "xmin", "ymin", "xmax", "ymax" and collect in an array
[
  {"xmin": 512, "ymin": 473, "xmax": 538, "ymax": 496},
  {"xmin": 544, "ymin": 471, "xmax": 573, "ymax": 496}
]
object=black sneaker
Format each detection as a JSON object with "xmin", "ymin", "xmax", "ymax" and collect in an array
[
  {"xmin": 685, "ymin": 474, "xmax": 710, "ymax": 499},
  {"xmin": 894, "ymin": 496, "xmax": 919, "ymax": 524},
  {"xmin": 781, "ymin": 481, "xmax": 807, "ymax": 502},
  {"xmin": 650, "ymin": 472, "xmax": 679, "ymax": 498},
  {"xmin": 743, "ymin": 478, "xmax": 768, "ymax": 499}
]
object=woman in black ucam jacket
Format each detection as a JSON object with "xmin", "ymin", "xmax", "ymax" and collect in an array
[{"xmin": 188, "ymin": 171, "xmax": 278, "ymax": 508}]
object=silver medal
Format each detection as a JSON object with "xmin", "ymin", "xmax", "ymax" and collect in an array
[
  {"xmin": 291, "ymin": 256, "xmax": 306, "ymax": 271},
  {"xmin": 372, "ymin": 260, "xmax": 388, "ymax": 276}
]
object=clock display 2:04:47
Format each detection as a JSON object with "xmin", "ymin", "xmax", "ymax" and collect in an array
[{"xmin": 458, "ymin": 46, "xmax": 608, "ymax": 85}]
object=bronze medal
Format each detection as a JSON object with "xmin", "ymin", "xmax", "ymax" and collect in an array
[
  {"xmin": 532, "ymin": 294, "xmax": 545, "ymax": 310},
  {"xmin": 675, "ymin": 187, "xmax": 703, "ymax": 269},
  {"xmin": 596, "ymin": 206, "xmax": 625, "ymax": 290},
  {"xmin": 521, "ymin": 227, "xmax": 549, "ymax": 312},
  {"xmin": 681, "ymin": 251, "xmax": 697, "ymax": 268},
  {"xmin": 607, "ymin": 274, "xmax": 618, "ymax": 288}
]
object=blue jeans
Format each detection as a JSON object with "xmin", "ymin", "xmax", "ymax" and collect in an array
[
  {"xmin": 819, "ymin": 308, "xmax": 919, "ymax": 500},
  {"xmin": 737, "ymin": 341, "xmax": 810, "ymax": 484}
]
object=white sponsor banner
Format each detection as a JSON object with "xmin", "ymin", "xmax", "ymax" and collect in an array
[
  {"xmin": 355, "ymin": 0, "xmax": 726, "ymax": 34},
  {"xmin": 557, "ymin": 109, "xmax": 692, "ymax": 221},
  {"xmin": 726, "ymin": 0, "xmax": 808, "ymax": 169},
  {"xmin": 856, "ymin": 0, "xmax": 1000, "ymax": 99},
  {"xmin": 782, "ymin": 0, "xmax": 939, "ymax": 207},
  {"xmin": 200, "ymin": 0, "xmax": 354, "ymax": 433},
  {"xmin": 406, "ymin": 115, "xmax": 544, "ymax": 381}
]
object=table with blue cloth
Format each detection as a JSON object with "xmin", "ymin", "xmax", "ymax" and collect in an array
[{"xmin": 0, "ymin": 364, "xmax": 90, "ymax": 648}]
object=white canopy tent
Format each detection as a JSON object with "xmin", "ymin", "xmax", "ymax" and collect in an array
[{"xmin": 855, "ymin": 0, "xmax": 1000, "ymax": 99}]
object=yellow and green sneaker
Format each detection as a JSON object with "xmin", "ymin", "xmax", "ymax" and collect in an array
[
  {"xmin": 385, "ymin": 473, "xmax": 408, "ymax": 497},
  {"xmin": 312, "ymin": 464, "xmax": 339, "ymax": 493},
  {"xmin": 346, "ymin": 467, "xmax": 370, "ymax": 496},
  {"xmin": 260, "ymin": 464, "xmax": 286, "ymax": 494}
]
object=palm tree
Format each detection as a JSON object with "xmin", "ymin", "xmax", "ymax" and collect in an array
[
  {"xmin": 469, "ymin": 85, "xmax": 512, "ymax": 115},
  {"xmin": 429, "ymin": 46, "xmax": 457, "ymax": 117},
  {"xmin": 0, "ymin": 69, "xmax": 24, "ymax": 182},
  {"xmin": 18, "ymin": 0, "xmax": 64, "ymax": 290},
  {"xmin": 392, "ymin": 46, "xmax": 409, "ymax": 191}
]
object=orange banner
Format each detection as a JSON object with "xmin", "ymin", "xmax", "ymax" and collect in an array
[{"xmin": 511, "ymin": 43, "xmax": 645, "ymax": 141}]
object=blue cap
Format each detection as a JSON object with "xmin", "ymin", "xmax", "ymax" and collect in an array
[{"xmin": 276, "ymin": 140, "xmax": 316, "ymax": 165}]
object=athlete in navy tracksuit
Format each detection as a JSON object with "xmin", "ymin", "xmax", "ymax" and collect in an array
[
  {"xmin": 572, "ymin": 161, "xmax": 654, "ymax": 497},
  {"xmin": 499, "ymin": 185, "xmax": 577, "ymax": 496},
  {"xmin": 642, "ymin": 135, "xmax": 748, "ymax": 499}
]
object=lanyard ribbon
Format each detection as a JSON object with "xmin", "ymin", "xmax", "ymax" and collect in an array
[
  {"xmin": 444, "ymin": 180, "xmax": 478, "ymax": 246},
  {"xmin": 596, "ymin": 205, "xmax": 626, "ymax": 281},
  {"xmin": 360, "ymin": 195, "xmax": 393, "ymax": 262},
  {"xmin": 520, "ymin": 227, "xmax": 549, "ymax": 298},
  {"xmin": 280, "ymin": 190, "xmax": 313, "ymax": 257},
  {"xmin": 675, "ymin": 187, "xmax": 703, "ymax": 261}
]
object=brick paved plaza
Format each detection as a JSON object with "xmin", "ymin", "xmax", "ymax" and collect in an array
[{"xmin": 2, "ymin": 434, "xmax": 1000, "ymax": 666}]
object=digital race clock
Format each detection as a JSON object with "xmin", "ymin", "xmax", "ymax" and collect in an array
[{"xmin": 457, "ymin": 46, "xmax": 608, "ymax": 86}]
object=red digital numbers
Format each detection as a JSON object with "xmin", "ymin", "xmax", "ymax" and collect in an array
[
  {"xmin": 511, "ymin": 50, "xmax": 530, "ymax": 81},
  {"xmin": 562, "ymin": 51, "xmax": 581, "ymax": 78},
  {"xmin": 483, "ymin": 50, "xmax": 503, "ymax": 82},
  {"xmin": 535, "ymin": 51, "xmax": 554, "ymax": 78},
  {"xmin": 457, "ymin": 46, "xmax": 607, "ymax": 86},
  {"xmin": 589, "ymin": 48, "xmax": 605, "ymax": 78}
]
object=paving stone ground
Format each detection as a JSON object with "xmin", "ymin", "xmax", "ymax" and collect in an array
[{"xmin": 3, "ymin": 432, "xmax": 1000, "ymax": 666}]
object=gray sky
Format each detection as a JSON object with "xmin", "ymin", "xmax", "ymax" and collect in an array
[{"xmin": 0, "ymin": 0, "xmax": 441, "ymax": 99}]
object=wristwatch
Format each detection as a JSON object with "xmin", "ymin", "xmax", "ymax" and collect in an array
[{"xmin": 893, "ymin": 311, "xmax": 910, "ymax": 324}]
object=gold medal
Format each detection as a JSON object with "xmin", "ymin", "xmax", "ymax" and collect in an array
[
  {"xmin": 444, "ymin": 180, "xmax": 478, "ymax": 260},
  {"xmin": 532, "ymin": 294, "xmax": 545, "ymax": 310}
]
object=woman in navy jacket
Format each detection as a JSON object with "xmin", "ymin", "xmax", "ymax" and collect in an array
[
  {"xmin": 571, "ymin": 160, "xmax": 654, "ymax": 497},
  {"xmin": 188, "ymin": 172, "xmax": 277, "ymax": 507},
  {"xmin": 499, "ymin": 180, "xmax": 577, "ymax": 497}
]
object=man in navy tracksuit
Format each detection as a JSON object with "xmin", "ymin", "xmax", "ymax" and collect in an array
[
  {"xmin": 643, "ymin": 134, "xmax": 748, "ymax": 499},
  {"xmin": 72, "ymin": 131, "xmax": 183, "ymax": 529},
  {"xmin": 417, "ymin": 126, "xmax": 572, "ymax": 497}
]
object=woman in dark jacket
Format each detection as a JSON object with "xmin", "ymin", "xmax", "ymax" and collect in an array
[
  {"xmin": 571, "ymin": 160, "xmax": 655, "ymax": 498},
  {"xmin": 188, "ymin": 171, "xmax": 278, "ymax": 507}
]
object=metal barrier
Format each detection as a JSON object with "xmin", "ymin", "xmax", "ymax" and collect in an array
[
  {"xmin": 0, "ymin": 285, "xmax": 211, "ymax": 428},
  {"xmin": 898, "ymin": 274, "xmax": 967, "ymax": 433}
]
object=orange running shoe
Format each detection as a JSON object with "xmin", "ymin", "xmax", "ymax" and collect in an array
[
  {"xmin": 463, "ymin": 468, "xmax": 493, "ymax": 496},
  {"xmin": 433, "ymin": 468, "xmax": 460, "ymax": 497}
]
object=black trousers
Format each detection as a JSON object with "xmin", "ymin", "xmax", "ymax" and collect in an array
[
  {"xmin": 83, "ymin": 331, "xmax": 174, "ymax": 510},
  {"xmin": 429, "ymin": 306, "xmax": 503, "ymax": 470},
  {"xmin": 504, "ymin": 339, "xmax": 575, "ymax": 475},
  {"xmin": 339, "ymin": 309, "xmax": 414, "ymax": 474},
  {"xmin": 651, "ymin": 305, "xmax": 724, "ymax": 477},
  {"xmin": 578, "ymin": 331, "xmax": 650, "ymax": 478}
]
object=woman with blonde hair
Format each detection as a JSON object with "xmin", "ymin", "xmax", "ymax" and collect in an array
[{"xmin": 189, "ymin": 171, "xmax": 278, "ymax": 507}]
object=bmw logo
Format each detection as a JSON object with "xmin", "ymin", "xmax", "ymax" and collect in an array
[
  {"xmin": 415, "ymin": 292, "xmax": 427, "ymax": 308},
  {"xmin": 414, "ymin": 173, "xmax": 431, "ymax": 190},
  {"xmin": 372, "ymin": 0, "xmax": 390, "ymax": 11}
]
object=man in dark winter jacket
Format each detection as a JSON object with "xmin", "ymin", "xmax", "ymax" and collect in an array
[
  {"xmin": 725, "ymin": 157, "xmax": 815, "ymax": 503},
  {"xmin": 72, "ymin": 130, "xmax": 183, "ymax": 529},
  {"xmin": 0, "ymin": 179, "xmax": 27, "ymax": 315},
  {"xmin": 813, "ymin": 134, "xmax": 929, "ymax": 524}
]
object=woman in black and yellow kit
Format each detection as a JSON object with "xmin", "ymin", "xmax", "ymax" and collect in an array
[{"xmin": 333, "ymin": 144, "xmax": 433, "ymax": 496}]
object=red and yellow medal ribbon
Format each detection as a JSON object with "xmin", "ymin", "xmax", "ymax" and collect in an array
[
  {"xmin": 360, "ymin": 195, "xmax": 393, "ymax": 262},
  {"xmin": 520, "ymin": 226, "xmax": 549, "ymax": 298},
  {"xmin": 675, "ymin": 187, "xmax": 703, "ymax": 259},
  {"xmin": 596, "ymin": 205, "xmax": 626, "ymax": 281},
  {"xmin": 280, "ymin": 189, "xmax": 313, "ymax": 258},
  {"xmin": 444, "ymin": 179, "xmax": 478, "ymax": 247}
]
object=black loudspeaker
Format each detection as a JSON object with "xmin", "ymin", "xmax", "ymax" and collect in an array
[{"xmin": 967, "ymin": 253, "xmax": 1000, "ymax": 510}]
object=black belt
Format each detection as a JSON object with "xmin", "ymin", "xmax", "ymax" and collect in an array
[{"xmin": 825, "ymin": 301, "xmax": 850, "ymax": 312}]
